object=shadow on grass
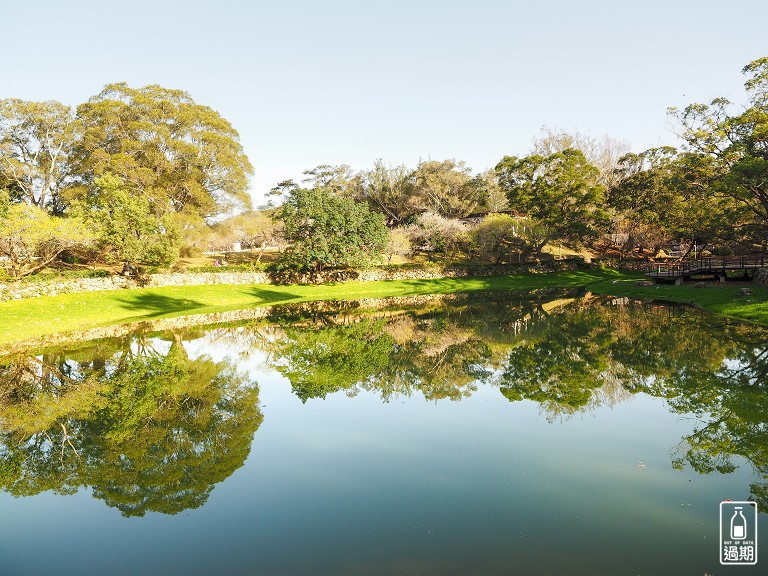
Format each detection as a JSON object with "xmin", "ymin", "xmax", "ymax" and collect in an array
[
  {"xmin": 243, "ymin": 286, "xmax": 301, "ymax": 305},
  {"xmin": 396, "ymin": 277, "xmax": 494, "ymax": 296},
  {"xmin": 116, "ymin": 293, "xmax": 209, "ymax": 318},
  {"xmin": 115, "ymin": 287, "xmax": 302, "ymax": 321},
  {"xmin": 392, "ymin": 270, "xmax": 619, "ymax": 297}
]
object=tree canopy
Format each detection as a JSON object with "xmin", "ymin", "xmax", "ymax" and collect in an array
[
  {"xmin": 277, "ymin": 186, "xmax": 388, "ymax": 272},
  {"xmin": 0, "ymin": 203, "xmax": 93, "ymax": 279},
  {"xmin": 496, "ymin": 148, "xmax": 608, "ymax": 249},
  {"xmin": 669, "ymin": 56, "xmax": 768, "ymax": 248},
  {"xmin": 74, "ymin": 83, "xmax": 253, "ymax": 219},
  {"xmin": 74, "ymin": 173, "xmax": 180, "ymax": 265},
  {"xmin": 0, "ymin": 99, "xmax": 78, "ymax": 214}
]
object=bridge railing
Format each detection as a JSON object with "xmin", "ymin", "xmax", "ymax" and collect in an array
[{"xmin": 646, "ymin": 255, "xmax": 766, "ymax": 277}]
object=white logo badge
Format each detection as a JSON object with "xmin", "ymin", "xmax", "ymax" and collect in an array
[{"xmin": 720, "ymin": 501, "xmax": 758, "ymax": 565}]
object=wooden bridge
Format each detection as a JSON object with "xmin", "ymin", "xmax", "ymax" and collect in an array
[{"xmin": 646, "ymin": 255, "xmax": 767, "ymax": 283}]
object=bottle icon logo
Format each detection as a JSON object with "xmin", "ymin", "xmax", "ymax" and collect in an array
[
  {"xmin": 731, "ymin": 507, "xmax": 747, "ymax": 540},
  {"xmin": 720, "ymin": 501, "xmax": 758, "ymax": 565}
]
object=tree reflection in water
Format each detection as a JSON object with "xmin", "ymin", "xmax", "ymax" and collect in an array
[
  {"xmin": 253, "ymin": 293, "xmax": 768, "ymax": 504},
  {"xmin": 1, "ymin": 291, "xmax": 767, "ymax": 511},
  {"xmin": 0, "ymin": 333, "xmax": 262, "ymax": 516}
]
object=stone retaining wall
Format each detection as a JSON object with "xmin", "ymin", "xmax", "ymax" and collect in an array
[{"xmin": 0, "ymin": 261, "xmax": 583, "ymax": 302}]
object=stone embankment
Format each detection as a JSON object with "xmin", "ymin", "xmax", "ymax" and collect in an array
[{"xmin": 0, "ymin": 262, "xmax": 582, "ymax": 302}]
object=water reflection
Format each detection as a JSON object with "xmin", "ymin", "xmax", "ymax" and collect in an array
[
  {"xmin": 0, "ymin": 334, "xmax": 262, "ymax": 516},
  {"xmin": 1, "ymin": 290, "xmax": 768, "ymax": 513}
]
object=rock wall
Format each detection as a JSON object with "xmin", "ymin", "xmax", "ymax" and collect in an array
[{"xmin": 0, "ymin": 275, "xmax": 134, "ymax": 301}]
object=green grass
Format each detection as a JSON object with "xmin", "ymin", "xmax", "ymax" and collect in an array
[
  {"xmin": 1, "ymin": 267, "xmax": 767, "ymax": 347},
  {"xmin": 586, "ymin": 275, "xmax": 768, "ymax": 324}
]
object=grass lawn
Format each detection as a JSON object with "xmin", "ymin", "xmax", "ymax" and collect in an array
[{"xmin": 1, "ymin": 268, "xmax": 767, "ymax": 347}]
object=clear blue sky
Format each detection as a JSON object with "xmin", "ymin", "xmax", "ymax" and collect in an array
[{"xmin": 3, "ymin": 0, "xmax": 767, "ymax": 205}]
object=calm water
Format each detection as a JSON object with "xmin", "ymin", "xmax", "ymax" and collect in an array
[{"xmin": 0, "ymin": 291, "xmax": 766, "ymax": 575}]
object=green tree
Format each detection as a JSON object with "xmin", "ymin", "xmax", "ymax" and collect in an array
[
  {"xmin": 0, "ymin": 99, "xmax": 78, "ymax": 214},
  {"xmin": 610, "ymin": 147, "xmax": 737, "ymax": 257},
  {"xmin": 74, "ymin": 173, "xmax": 179, "ymax": 265},
  {"xmin": 413, "ymin": 159, "xmax": 480, "ymax": 218},
  {"xmin": 469, "ymin": 169, "xmax": 509, "ymax": 214},
  {"xmin": 0, "ymin": 204, "xmax": 93, "ymax": 279},
  {"xmin": 74, "ymin": 83, "xmax": 253, "ymax": 219},
  {"xmin": 496, "ymin": 148, "xmax": 608, "ymax": 251},
  {"xmin": 669, "ymin": 57, "xmax": 768, "ymax": 247},
  {"xmin": 301, "ymin": 164, "xmax": 358, "ymax": 195},
  {"xmin": 357, "ymin": 160, "xmax": 419, "ymax": 226},
  {"xmin": 277, "ymin": 187, "xmax": 388, "ymax": 272},
  {"xmin": 532, "ymin": 126, "xmax": 630, "ymax": 189}
]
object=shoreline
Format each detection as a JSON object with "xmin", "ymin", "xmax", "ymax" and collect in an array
[{"xmin": 1, "ymin": 268, "xmax": 766, "ymax": 349}]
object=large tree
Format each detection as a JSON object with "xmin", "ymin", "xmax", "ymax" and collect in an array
[
  {"xmin": 496, "ymin": 148, "xmax": 608, "ymax": 250},
  {"xmin": 277, "ymin": 187, "xmax": 388, "ymax": 272},
  {"xmin": 0, "ymin": 99, "xmax": 78, "ymax": 214},
  {"xmin": 412, "ymin": 159, "xmax": 480, "ymax": 218},
  {"xmin": 610, "ymin": 146, "xmax": 743, "ymax": 258},
  {"xmin": 469, "ymin": 213, "xmax": 531, "ymax": 264},
  {"xmin": 74, "ymin": 83, "xmax": 253, "ymax": 219},
  {"xmin": 531, "ymin": 126, "xmax": 630, "ymax": 189},
  {"xmin": 356, "ymin": 159, "xmax": 418, "ymax": 226},
  {"xmin": 301, "ymin": 164, "xmax": 358, "ymax": 195},
  {"xmin": 669, "ymin": 57, "xmax": 768, "ymax": 247}
]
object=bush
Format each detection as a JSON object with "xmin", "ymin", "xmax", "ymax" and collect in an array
[{"xmin": 277, "ymin": 187, "xmax": 388, "ymax": 272}]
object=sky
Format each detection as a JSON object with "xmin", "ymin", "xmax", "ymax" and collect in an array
[{"xmin": 2, "ymin": 0, "xmax": 767, "ymax": 206}]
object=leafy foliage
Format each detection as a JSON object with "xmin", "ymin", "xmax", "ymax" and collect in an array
[
  {"xmin": 496, "ymin": 148, "xmax": 608, "ymax": 249},
  {"xmin": 356, "ymin": 160, "xmax": 418, "ymax": 226},
  {"xmin": 74, "ymin": 83, "xmax": 253, "ymax": 219},
  {"xmin": 668, "ymin": 57, "xmax": 768, "ymax": 247},
  {"xmin": 277, "ymin": 187, "xmax": 388, "ymax": 272},
  {"xmin": 0, "ymin": 204, "xmax": 93, "ymax": 279},
  {"xmin": 0, "ymin": 99, "xmax": 78, "ymax": 213},
  {"xmin": 413, "ymin": 159, "xmax": 479, "ymax": 218},
  {"xmin": 74, "ymin": 173, "xmax": 179, "ymax": 265},
  {"xmin": 469, "ymin": 213, "xmax": 529, "ymax": 264}
]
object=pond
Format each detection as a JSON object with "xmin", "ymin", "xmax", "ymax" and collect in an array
[{"xmin": 0, "ymin": 290, "xmax": 766, "ymax": 575}]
